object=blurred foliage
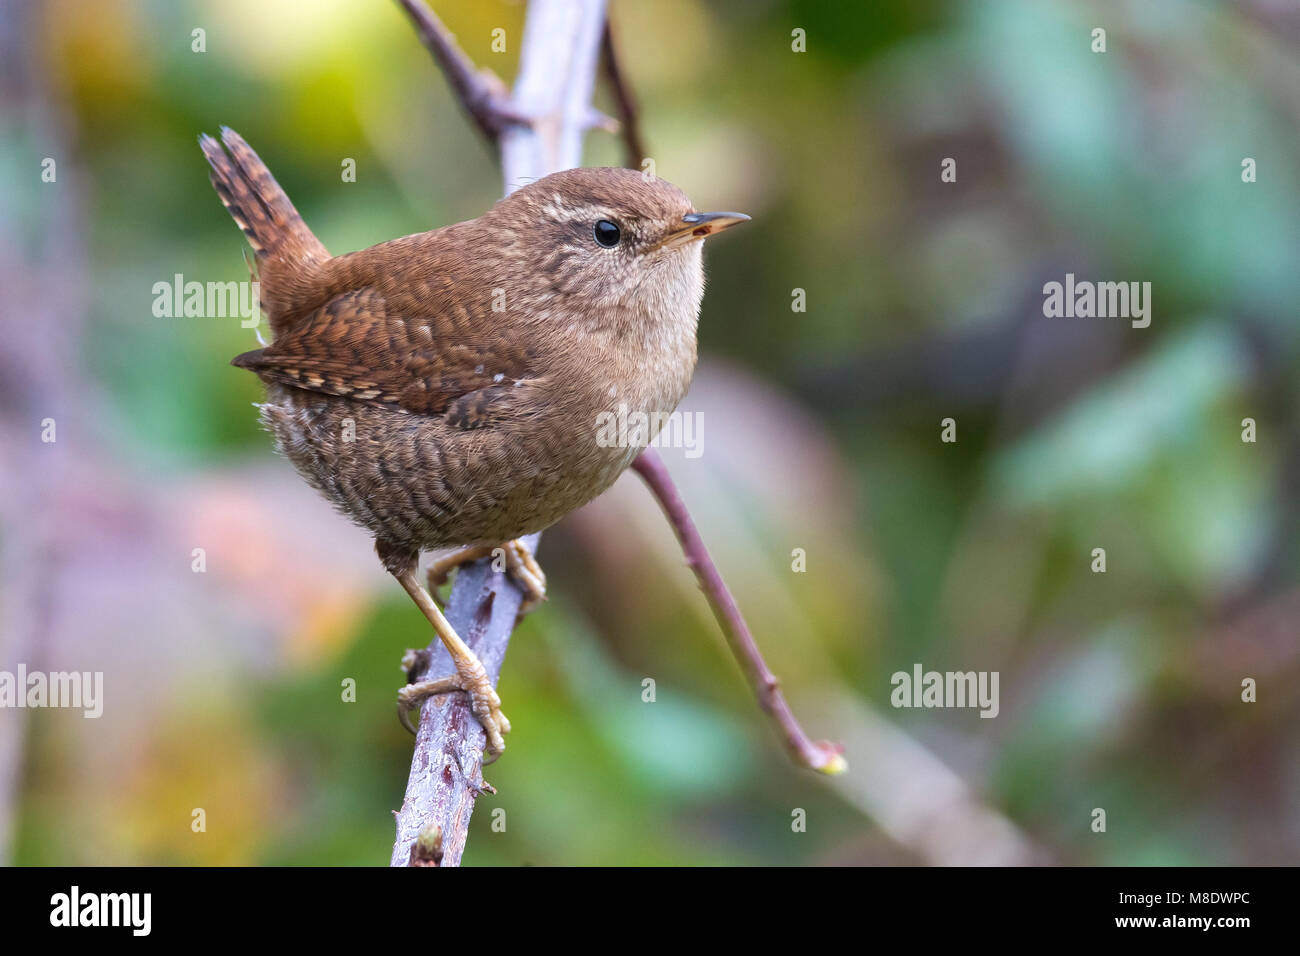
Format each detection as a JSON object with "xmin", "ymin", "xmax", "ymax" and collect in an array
[{"xmin": 7, "ymin": 0, "xmax": 1300, "ymax": 866}]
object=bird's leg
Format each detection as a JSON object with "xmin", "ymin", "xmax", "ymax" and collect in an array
[
  {"xmin": 381, "ymin": 543, "xmax": 510, "ymax": 760},
  {"xmin": 427, "ymin": 539, "xmax": 547, "ymax": 616},
  {"xmin": 394, "ymin": 568, "xmax": 511, "ymax": 759}
]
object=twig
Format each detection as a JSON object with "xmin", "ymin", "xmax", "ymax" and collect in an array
[
  {"xmin": 631, "ymin": 450, "xmax": 846, "ymax": 774},
  {"xmin": 390, "ymin": 0, "xmax": 608, "ymax": 868},
  {"xmin": 600, "ymin": 19, "xmax": 647, "ymax": 169},
  {"xmin": 498, "ymin": 0, "xmax": 608, "ymax": 192},
  {"xmin": 394, "ymin": 0, "xmax": 529, "ymax": 142},
  {"xmin": 389, "ymin": 537, "xmax": 536, "ymax": 868},
  {"xmin": 598, "ymin": 27, "xmax": 840, "ymax": 772}
]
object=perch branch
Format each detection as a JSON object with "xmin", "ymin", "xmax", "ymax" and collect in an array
[
  {"xmin": 390, "ymin": 0, "xmax": 608, "ymax": 868},
  {"xmin": 631, "ymin": 450, "xmax": 845, "ymax": 774}
]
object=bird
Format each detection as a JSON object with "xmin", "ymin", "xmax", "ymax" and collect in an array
[{"xmin": 200, "ymin": 126, "xmax": 748, "ymax": 760}]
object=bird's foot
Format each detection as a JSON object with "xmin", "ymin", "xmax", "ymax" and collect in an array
[
  {"xmin": 426, "ymin": 544, "xmax": 495, "ymax": 600},
  {"xmin": 501, "ymin": 538, "xmax": 547, "ymax": 616},
  {"xmin": 398, "ymin": 650, "xmax": 511, "ymax": 762},
  {"xmin": 427, "ymin": 538, "xmax": 547, "ymax": 616}
]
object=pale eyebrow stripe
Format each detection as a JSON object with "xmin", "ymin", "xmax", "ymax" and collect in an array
[{"xmin": 541, "ymin": 202, "xmax": 611, "ymax": 221}]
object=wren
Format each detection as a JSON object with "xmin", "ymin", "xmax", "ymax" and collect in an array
[{"xmin": 200, "ymin": 127, "xmax": 748, "ymax": 759}]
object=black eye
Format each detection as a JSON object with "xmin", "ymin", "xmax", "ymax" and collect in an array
[{"xmin": 593, "ymin": 219, "xmax": 621, "ymax": 247}]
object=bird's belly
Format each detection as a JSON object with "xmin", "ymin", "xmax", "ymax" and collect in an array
[{"xmin": 258, "ymin": 385, "xmax": 644, "ymax": 550}]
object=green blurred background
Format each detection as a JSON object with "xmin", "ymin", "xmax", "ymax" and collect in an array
[{"xmin": 2, "ymin": 0, "xmax": 1298, "ymax": 865}]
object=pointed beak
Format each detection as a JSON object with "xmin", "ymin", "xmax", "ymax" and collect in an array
[{"xmin": 657, "ymin": 211, "xmax": 751, "ymax": 249}]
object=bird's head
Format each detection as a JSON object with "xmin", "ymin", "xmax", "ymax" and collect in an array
[{"xmin": 489, "ymin": 167, "xmax": 749, "ymax": 334}]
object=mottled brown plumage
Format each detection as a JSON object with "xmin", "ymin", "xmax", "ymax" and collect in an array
[{"xmin": 200, "ymin": 126, "xmax": 747, "ymax": 756}]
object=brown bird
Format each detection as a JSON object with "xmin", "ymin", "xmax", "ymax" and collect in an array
[{"xmin": 200, "ymin": 127, "xmax": 748, "ymax": 759}]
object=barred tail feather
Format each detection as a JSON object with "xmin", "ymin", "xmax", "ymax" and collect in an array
[{"xmin": 200, "ymin": 126, "xmax": 329, "ymax": 336}]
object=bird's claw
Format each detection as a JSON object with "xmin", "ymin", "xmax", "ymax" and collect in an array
[{"xmin": 397, "ymin": 659, "xmax": 510, "ymax": 761}]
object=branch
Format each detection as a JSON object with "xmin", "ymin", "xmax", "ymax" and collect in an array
[
  {"xmin": 631, "ymin": 450, "xmax": 846, "ymax": 774},
  {"xmin": 389, "ymin": 533, "xmax": 538, "ymax": 867},
  {"xmin": 394, "ymin": 0, "xmax": 529, "ymax": 142},
  {"xmin": 390, "ymin": 0, "xmax": 608, "ymax": 868},
  {"xmin": 598, "ymin": 20, "xmax": 841, "ymax": 774},
  {"xmin": 599, "ymin": 19, "xmax": 647, "ymax": 169}
]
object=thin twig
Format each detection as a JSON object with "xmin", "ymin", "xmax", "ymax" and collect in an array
[
  {"xmin": 600, "ymin": 19, "xmax": 647, "ymax": 169},
  {"xmin": 390, "ymin": 0, "xmax": 608, "ymax": 868},
  {"xmin": 631, "ymin": 450, "xmax": 846, "ymax": 774},
  {"xmin": 598, "ymin": 26, "xmax": 841, "ymax": 772},
  {"xmin": 395, "ymin": 0, "xmax": 530, "ymax": 142}
]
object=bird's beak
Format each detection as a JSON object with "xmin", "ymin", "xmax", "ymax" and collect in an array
[{"xmin": 657, "ymin": 211, "xmax": 751, "ymax": 249}]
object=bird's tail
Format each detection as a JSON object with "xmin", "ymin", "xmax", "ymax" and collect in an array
[{"xmin": 200, "ymin": 127, "xmax": 328, "ymax": 333}]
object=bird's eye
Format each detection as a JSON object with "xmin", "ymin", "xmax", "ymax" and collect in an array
[{"xmin": 593, "ymin": 219, "xmax": 621, "ymax": 247}]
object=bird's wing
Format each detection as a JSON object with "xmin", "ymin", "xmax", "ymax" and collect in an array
[{"xmin": 232, "ymin": 285, "xmax": 535, "ymax": 428}]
